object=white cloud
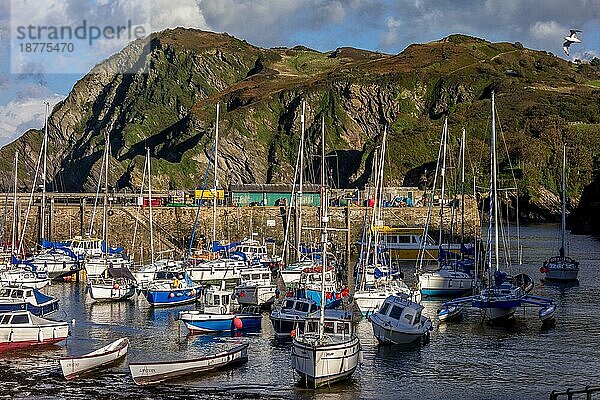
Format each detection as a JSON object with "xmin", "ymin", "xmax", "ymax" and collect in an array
[
  {"xmin": 0, "ymin": 94, "xmax": 64, "ymax": 147},
  {"xmin": 530, "ymin": 20, "xmax": 566, "ymax": 41}
]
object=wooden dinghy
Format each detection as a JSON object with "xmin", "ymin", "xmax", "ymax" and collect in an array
[
  {"xmin": 129, "ymin": 343, "xmax": 248, "ymax": 385},
  {"xmin": 60, "ymin": 338, "xmax": 129, "ymax": 380}
]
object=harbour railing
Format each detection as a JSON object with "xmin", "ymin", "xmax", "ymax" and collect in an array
[{"xmin": 550, "ymin": 386, "xmax": 600, "ymax": 400}]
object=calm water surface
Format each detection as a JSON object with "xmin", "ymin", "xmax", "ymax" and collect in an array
[{"xmin": 1, "ymin": 225, "xmax": 598, "ymax": 399}]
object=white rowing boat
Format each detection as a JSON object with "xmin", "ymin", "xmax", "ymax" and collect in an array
[
  {"xmin": 129, "ymin": 343, "xmax": 248, "ymax": 385},
  {"xmin": 60, "ymin": 338, "xmax": 129, "ymax": 380}
]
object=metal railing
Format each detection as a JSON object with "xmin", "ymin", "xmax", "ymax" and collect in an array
[{"xmin": 550, "ymin": 386, "xmax": 600, "ymax": 400}]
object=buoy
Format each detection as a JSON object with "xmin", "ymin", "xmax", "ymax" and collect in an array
[
  {"xmin": 169, "ymin": 292, "xmax": 175, "ymax": 298},
  {"xmin": 239, "ymin": 291, "xmax": 245, "ymax": 298},
  {"xmin": 326, "ymin": 292, "xmax": 332, "ymax": 300},
  {"xmin": 290, "ymin": 329, "xmax": 296, "ymax": 338},
  {"xmin": 113, "ymin": 283, "xmax": 120, "ymax": 290},
  {"xmin": 233, "ymin": 317, "xmax": 243, "ymax": 330}
]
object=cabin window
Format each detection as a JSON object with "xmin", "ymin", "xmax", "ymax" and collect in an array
[
  {"xmin": 324, "ymin": 321, "xmax": 335, "ymax": 334},
  {"xmin": 0, "ymin": 289, "xmax": 10, "ymax": 297},
  {"xmin": 223, "ymin": 295, "xmax": 230, "ymax": 305},
  {"xmin": 379, "ymin": 302, "xmax": 390, "ymax": 315},
  {"xmin": 213, "ymin": 295, "xmax": 221, "ymax": 305},
  {"xmin": 388, "ymin": 236, "xmax": 398, "ymax": 244},
  {"xmin": 26, "ymin": 290, "xmax": 33, "ymax": 297},
  {"xmin": 337, "ymin": 322, "xmax": 350, "ymax": 335},
  {"xmin": 283, "ymin": 300, "xmax": 294, "ymax": 309},
  {"xmin": 404, "ymin": 313, "xmax": 414, "ymax": 324},
  {"xmin": 389, "ymin": 305, "xmax": 404, "ymax": 320},
  {"xmin": 0, "ymin": 315, "xmax": 10, "ymax": 324},
  {"xmin": 262, "ymin": 274, "xmax": 270, "ymax": 280},
  {"xmin": 448, "ymin": 279, "xmax": 453, "ymax": 287},
  {"xmin": 296, "ymin": 302, "xmax": 309, "ymax": 312},
  {"xmin": 397, "ymin": 236, "xmax": 411, "ymax": 243},
  {"xmin": 252, "ymin": 274, "xmax": 261, "ymax": 280},
  {"xmin": 309, "ymin": 304, "xmax": 318, "ymax": 313},
  {"xmin": 11, "ymin": 314, "xmax": 29, "ymax": 324},
  {"xmin": 12, "ymin": 290, "xmax": 23, "ymax": 298},
  {"xmin": 306, "ymin": 321, "xmax": 319, "ymax": 333},
  {"xmin": 413, "ymin": 311, "xmax": 422, "ymax": 325}
]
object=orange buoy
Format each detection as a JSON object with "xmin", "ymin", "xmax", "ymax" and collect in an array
[
  {"xmin": 169, "ymin": 292, "xmax": 175, "ymax": 298},
  {"xmin": 233, "ymin": 317, "xmax": 243, "ymax": 330},
  {"xmin": 113, "ymin": 283, "xmax": 120, "ymax": 290},
  {"xmin": 290, "ymin": 329, "xmax": 296, "ymax": 338}
]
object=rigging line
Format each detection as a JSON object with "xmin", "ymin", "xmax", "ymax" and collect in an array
[
  {"xmin": 131, "ymin": 153, "xmax": 148, "ymax": 257},
  {"xmin": 88, "ymin": 153, "xmax": 105, "ymax": 237},
  {"xmin": 356, "ymin": 150, "xmax": 377, "ymax": 289},
  {"xmin": 280, "ymin": 122, "xmax": 303, "ymax": 262},
  {"xmin": 18, "ymin": 139, "xmax": 45, "ymax": 254},
  {"xmin": 186, "ymin": 139, "xmax": 216, "ymax": 258},
  {"xmin": 496, "ymin": 103, "xmax": 521, "ymax": 265}
]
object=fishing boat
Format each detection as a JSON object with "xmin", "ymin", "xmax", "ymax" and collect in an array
[
  {"xmin": 142, "ymin": 272, "xmax": 202, "ymax": 307},
  {"xmin": 370, "ymin": 294, "xmax": 432, "ymax": 344},
  {"xmin": 541, "ymin": 144, "xmax": 580, "ymax": 282},
  {"xmin": 233, "ymin": 267, "xmax": 277, "ymax": 308},
  {"xmin": 354, "ymin": 281, "xmax": 417, "ymax": 317},
  {"xmin": 291, "ymin": 116, "xmax": 361, "ymax": 389},
  {"xmin": 297, "ymin": 266, "xmax": 343, "ymax": 308},
  {"xmin": 438, "ymin": 92, "xmax": 557, "ymax": 324},
  {"xmin": 0, "ymin": 286, "xmax": 59, "ymax": 316},
  {"xmin": 0, "ymin": 310, "xmax": 69, "ymax": 352},
  {"xmin": 129, "ymin": 343, "xmax": 249, "ymax": 385},
  {"xmin": 60, "ymin": 338, "xmax": 129, "ymax": 380},
  {"xmin": 87, "ymin": 265, "xmax": 137, "ymax": 302},
  {"xmin": 269, "ymin": 294, "xmax": 318, "ymax": 338}
]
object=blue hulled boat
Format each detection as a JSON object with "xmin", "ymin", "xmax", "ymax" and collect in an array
[
  {"xmin": 142, "ymin": 272, "xmax": 202, "ymax": 307},
  {"xmin": 0, "ymin": 286, "xmax": 59, "ymax": 316}
]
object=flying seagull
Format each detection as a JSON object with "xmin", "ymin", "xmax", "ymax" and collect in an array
[{"xmin": 563, "ymin": 29, "xmax": 582, "ymax": 56}]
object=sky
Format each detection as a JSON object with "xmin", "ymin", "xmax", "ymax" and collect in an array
[{"xmin": 0, "ymin": 0, "xmax": 598, "ymax": 147}]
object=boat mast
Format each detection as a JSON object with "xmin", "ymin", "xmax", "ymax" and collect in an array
[
  {"xmin": 147, "ymin": 147, "xmax": 155, "ymax": 265},
  {"xmin": 319, "ymin": 115, "xmax": 327, "ymax": 338},
  {"xmin": 491, "ymin": 92, "xmax": 500, "ymax": 272},
  {"xmin": 460, "ymin": 127, "xmax": 466, "ymax": 245},
  {"xmin": 41, "ymin": 102, "xmax": 49, "ymax": 241},
  {"xmin": 438, "ymin": 118, "xmax": 448, "ymax": 262},
  {"xmin": 212, "ymin": 104, "xmax": 220, "ymax": 249},
  {"xmin": 561, "ymin": 143, "xmax": 566, "ymax": 258},
  {"xmin": 103, "ymin": 132, "xmax": 109, "ymax": 263},
  {"xmin": 11, "ymin": 151, "xmax": 18, "ymax": 255},
  {"xmin": 297, "ymin": 101, "xmax": 305, "ymax": 260}
]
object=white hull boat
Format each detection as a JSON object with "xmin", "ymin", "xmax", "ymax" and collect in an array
[
  {"xmin": 419, "ymin": 267, "xmax": 474, "ymax": 297},
  {"xmin": 60, "ymin": 338, "xmax": 129, "ymax": 380},
  {"xmin": 543, "ymin": 257, "xmax": 579, "ymax": 282},
  {"xmin": 186, "ymin": 258, "xmax": 247, "ymax": 282},
  {"xmin": 0, "ymin": 310, "xmax": 69, "ymax": 352},
  {"xmin": 370, "ymin": 294, "xmax": 432, "ymax": 345},
  {"xmin": 129, "ymin": 343, "xmax": 249, "ymax": 385},
  {"xmin": 0, "ymin": 268, "xmax": 50, "ymax": 289},
  {"xmin": 87, "ymin": 279, "xmax": 136, "ymax": 301}
]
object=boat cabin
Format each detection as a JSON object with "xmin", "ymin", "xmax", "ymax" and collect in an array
[
  {"xmin": 0, "ymin": 287, "xmax": 33, "ymax": 301},
  {"xmin": 281, "ymin": 297, "xmax": 318, "ymax": 315},
  {"xmin": 203, "ymin": 288, "xmax": 234, "ymax": 314},
  {"xmin": 0, "ymin": 311, "xmax": 31, "ymax": 325},
  {"xmin": 374, "ymin": 227, "xmax": 434, "ymax": 249},
  {"xmin": 377, "ymin": 295, "xmax": 424, "ymax": 327},
  {"xmin": 239, "ymin": 269, "xmax": 272, "ymax": 286},
  {"xmin": 303, "ymin": 310, "xmax": 355, "ymax": 337}
]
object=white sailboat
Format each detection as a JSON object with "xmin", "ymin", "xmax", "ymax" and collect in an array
[
  {"xmin": 290, "ymin": 116, "xmax": 361, "ymax": 388},
  {"xmin": 541, "ymin": 144, "xmax": 579, "ymax": 281},
  {"xmin": 439, "ymin": 92, "xmax": 556, "ymax": 324}
]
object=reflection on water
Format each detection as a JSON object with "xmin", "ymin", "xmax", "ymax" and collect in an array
[{"xmin": 0, "ymin": 225, "xmax": 599, "ymax": 399}]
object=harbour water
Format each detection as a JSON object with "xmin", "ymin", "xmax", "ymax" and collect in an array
[{"xmin": 1, "ymin": 224, "xmax": 599, "ymax": 399}]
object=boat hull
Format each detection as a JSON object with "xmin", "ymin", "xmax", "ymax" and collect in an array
[
  {"xmin": 60, "ymin": 338, "xmax": 129, "ymax": 380},
  {"xmin": 143, "ymin": 288, "xmax": 201, "ymax": 307},
  {"xmin": 180, "ymin": 312, "xmax": 262, "ymax": 333},
  {"xmin": 472, "ymin": 298, "xmax": 518, "ymax": 322},
  {"xmin": 370, "ymin": 318, "xmax": 430, "ymax": 344},
  {"xmin": 544, "ymin": 268, "xmax": 578, "ymax": 281},
  {"xmin": 269, "ymin": 316, "xmax": 306, "ymax": 338},
  {"xmin": 419, "ymin": 273, "xmax": 474, "ymax": 297},
  {"xmin": 291, "ymin": 335, "xmax": 361, "ymax": 388},
  {"xmin": 234, "ymin": 285, "xmax": 276, "ymax": 307},
  {"xmin": 0, "ymin": 322, "xmax": 69, "ymax": 352},
  {"xmin": 129, "ymin": 344, "xmax": 248, "ymax": 385},
  {"xmin": 88, "ymin": 283, "xmax": 136, "ymax": 302}
]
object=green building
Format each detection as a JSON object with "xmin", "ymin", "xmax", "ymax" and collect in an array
[{"xmin": 229, "ymin": 184, "xmax": 321, "ymax": 207}]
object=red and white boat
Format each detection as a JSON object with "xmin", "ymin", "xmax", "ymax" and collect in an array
[{"xmin": 0, "ymin": 310, "xmax": 69, "ymax": 352}]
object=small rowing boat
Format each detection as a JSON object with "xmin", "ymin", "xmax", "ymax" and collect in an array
[
  {"xmin": 60, "ymin": 338, "xmax": 129, "ymax": 380},
  {"xmin": 129, "ymin": 343, "xmax": 248, "ymax": 385}
]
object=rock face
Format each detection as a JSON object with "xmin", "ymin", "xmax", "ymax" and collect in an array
[
  {"xmin": 568, "ymin": 174, "xmax": 600, "ymax": 235},
  {"xmin": 0, "ymin": 30, "xmax": 599, "ymax": 225}
]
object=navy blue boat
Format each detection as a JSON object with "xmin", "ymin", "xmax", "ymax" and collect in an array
[{"xmin": 0, "ymin": 286, "xmax": 59, "ymax": 316}]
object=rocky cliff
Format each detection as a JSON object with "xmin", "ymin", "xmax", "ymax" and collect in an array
[{"xmin": 1, "ymin": 29, "xmax": 599, "ymax": 222}]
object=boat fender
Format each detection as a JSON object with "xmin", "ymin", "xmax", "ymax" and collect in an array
[
  {"xmin": 38, "ymin": 328, "xmax": 43, "ymax": 343},
  {"xmin": 290, "ymin": 329, "xmax": 296, "ymax": 338},
  {"xmin": 169, "ymin": 292, "xmax": 175, "ymax": 298},
  {"xmin": 233, "ymin": 317, "xmax": 243, "ymax": 330},
  {"xmin": 113, "ymin": 283, "xmax": 120, "ymax": 290},
  {"xmin": 190, "ymin": 289, "xmax": 196, "ymax": 296}
]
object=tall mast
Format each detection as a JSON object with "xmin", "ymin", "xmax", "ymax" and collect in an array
[
  {"xmin": 103, "ymin": 132, "xmax": 109, "ymax": 262},
  {"xmin": 460, "ymin": 127, "xmax": 466, "ymax": 245},
  {"xmin": 11, "ymin": 151, "xmax": 18, "ymax": 254},
  {"xmin": 212, "ymin": 104, "xmax": 220, "ymax": 248},
  {"xmin": 297, "ymin": 101, "xmax": 305, "ymax": 259},
  {"xmin": 491, "ymin": 92, "xmax": 500, "ymax": 272},
  {"xmin": 147, "ymin": 147, "xmax": 155, "ymax": 264},
  {"xmin": 319, "ymin": 115, "xmax": 327, "ymax": 338},
  {"xmin": 561, "ymin": 143, "xmax": 566, "ymax": 257},
  {"xmin": 41, "ymin": 102, "xmax": 49, "ymax": 241},
  {"xmin": 438, "ymin": 118, "xmax": 448, "ymax": 259}
]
